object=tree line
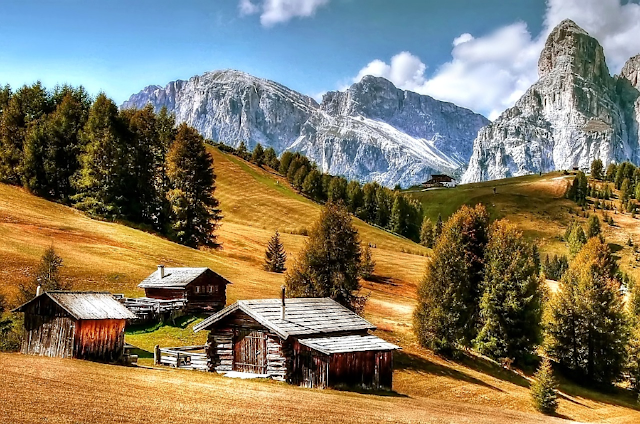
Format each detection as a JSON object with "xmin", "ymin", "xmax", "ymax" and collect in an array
[
  {"xmin": 213, "ymin": 140, "xmax": 424, "ymax": 242},
  {"xmin": 0, "ymin": 83, "xmax": 221, "ymax": 248},
  {"xmin": 413, "ymin": 203, "xmax": 640, "ymax": 399}
]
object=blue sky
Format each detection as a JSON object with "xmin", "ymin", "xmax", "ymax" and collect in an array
[{"xmin": 1, "ymin": 0, "xmax": 639, "ymax": 118}]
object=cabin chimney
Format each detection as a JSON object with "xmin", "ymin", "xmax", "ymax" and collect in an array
[
  {"xmin": 281, "ymin": 286, "xmax": 286, "ymax": 321},
  {"xmin": 36, "ymin": 285, "xmax": 42, "ymax": 297},
  {"xmin": 158, "ymin": 265, "xmax": 165, "ymax": 279}
]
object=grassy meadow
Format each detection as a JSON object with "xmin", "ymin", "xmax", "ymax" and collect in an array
[{"xmin": 1, "ymin": 149, "xmax": 640, "ymax": 423}]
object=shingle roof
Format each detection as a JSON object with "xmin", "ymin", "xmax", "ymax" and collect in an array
[
  {"xmin": 297, "ymin": 334, "xmax": 400, "ymax": 355},
  {"xmin": 13, "ymin": 291, "xmax": 137, "ymax": 320},
  {"xmin": 138, "ymin": 267, "xmax": 231, "ymax": 289},
  {"xmin": 193, "ymin": 298, "xmax": 376, "ymax": 339}
]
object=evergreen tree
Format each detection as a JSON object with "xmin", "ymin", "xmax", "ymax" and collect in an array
[
  {"xmin": 566, "ymin": 222, "xmax": 587, "ymax": 256},
  {"xmin": 360, "ymin": 244, "xmax": 376, "ymax": 281},
  {"xmin": 390, "ymin": 194, "xmax": 409, "ymax": 235},
  {"xmin": 546, "ymin": 237, "xmax": 629, "ymax": 385},
  {"xmin": 567, "ymin": 171, "xmax": 588, "ymax": 206},
  {"xmin": 530, "ymin": 357, "xmax": 558, "ymax": 414},
  {"xmin": 328, "ymin": 177, "xmax": 347, "ymax": 203},
  {"xmin": 263, "ymin": 147, "xmax": 279, "ymax": 170},
  {"xmin": 236, "ymin": 141, "xmax": 248, "ymax": 159},
  {"xmin": 361, "ymin": 182, "xmax": 378, "ymax": 221},
  {"xmin": 586, "ymin": 215, "xmax": 601, "ymax": 239},
  {"xmin": 346, "ymin": 180, "xmax": 364, "ymax": 214},
  {"xmin": 413, "ymin": 204, "xmax": 489, "ymax": 353},
  {"xmin": 475, "ymin": 220, "xmax": 543, "ymax": 363},
  {"xmin": 621, "ymin": 178, "xmax": 632, "ymax": 205},
  {"xmin": 264, "ymin": 230, "xmax": 287, "ymax": 273},
  {"xmin": 166, "ymin": 123, "xmax": 222, "ymax": 248},
  {"xmin": 606, "ymin": 163, "xmax": 618, "ymax": 182},
  {"xmin": 278, "ymin": 151, "xmax": 294, "ymax": 175},
  {"xmin": 292, "ymin": 165, "xmax": 309, "ymax": 191},
  {"xmin": 375, "ymin": 188, "xmax": 391, "ymax": 228},
  {"xmin": 18, "ymin": 246, "xmax": 69, "ymax": 303},
  {"xmin": 285, "ymin": 202, "xmax": 363, "ymax": 310},
  {"xmin": 434, "ymin": 213, "xmax": 444, "ymax": 239},
  {"xmin": 420, "ymin": 217, "xmax": 435, "ymax": 248},
  {"xmin": 72, "ymin": 93, "xmax": 128, "ymax": 218},
  {"xmin": 302, "ymin": 169, "xmax": 323, "ymax": 200},
  {"xmin": 591, "ymin": 159, "xmax": 603, "ymax": 180},
  {"xmin": 252, "ymin": 143, "xmax": 265, "ymax": 167}
]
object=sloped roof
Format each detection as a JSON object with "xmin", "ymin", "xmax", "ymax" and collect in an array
[
  {"xmin": 297, "ymin": 334, "xmax": 400, "ymax": 355},
  {"xmin": 194, "ymin": 298, "xmax": 375, "ymax": 339},
  {"xmin": 13, "ymin": 291, "xmax": 136, "ymax": 320},
  {"xmin": 138, "ymin": 267, "xmax": 231, "ymax": 289}
]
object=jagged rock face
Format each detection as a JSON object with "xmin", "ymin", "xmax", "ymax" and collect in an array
[
  {"xmin": 463, "ymin": 20, "xmax": 640, "ymax": 183},
  {"xmin": 123, "ymin": 71, "xmax": 489, "ymax": 187}
]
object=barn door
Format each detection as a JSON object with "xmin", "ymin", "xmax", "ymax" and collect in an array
[{"xmin": 233, "ymin": 330, "xmax": 268, "ymax": 374}]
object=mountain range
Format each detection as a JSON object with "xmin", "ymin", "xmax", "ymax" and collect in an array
[
  {"xmin": 122, "ymin": 70, "xmax": 489, "ymax": 187},
  {"xmin": 462, "ymin": 20, "xmax": 640, "ymax": 183}
]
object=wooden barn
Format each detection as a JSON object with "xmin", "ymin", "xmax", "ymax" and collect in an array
[
  {"xmin": 193, "ymin": 295, "xmax": 399, "ymax": 390},
  {"xmin": 138, "ymin": 266, "xmax": 231, "ymax": 313},
  {"xmin": 13, "ymin": 291, "xmax": 136, "ymax": 362}
]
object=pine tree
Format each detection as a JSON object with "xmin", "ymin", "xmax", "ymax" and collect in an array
[
  {"xmin": 413, "ymin": 204, "xmax": 489, "ymax": 354},
  {"xmin": 546, "ymin": 237, "xmax": 629, "ymax": 385},
  {"xmin": 252, "ymin": 143, "xmax": 265, "ymax": 167},
  {"xmin": 236, "ymin": 141, "xmax": 248, "ymax": 159},
  {"xmin": 302, "ymin": 169, "xmax": 323, "ymax": 200},
  {"xmin": 166, "ymin": 123, "xmax": 222, "ymax": 248},
  {"xmin": 586, "ymin": 215, "xmax": 601, "ymax": 239},
  {"xmin": 285, "ymin": 202, "xmax": 363, "ymax": 310},
  {"xmin": 606, "ymin": 163, "xmax": 618, "ymax": 182},
  {"xmin": 434, "ymin": 213, "xmax": 444, "ymax": 240},
  {"xmin": 264, "ymin": 230, "xmax": 287, "ymax": 273},
  {"xmin": 18, "ymin": 246, "xmax": 70, "ymax": 303},
  {"xmin": 346, "ymin": 180, "xmax": 364, "ymax": 213},
  {"xmin": 390, "ymin": 194, "xmax": 409, "ymax": 235},
  {"xmin": 360, "ymin": 244, "xmax": 375, "ymax": 280},
  {"xmin": 566, "ymin": 222, "xmax": 587, "ymax": 256},
  {"xmin": 590, "ymin": 159, "xmax": 603, "ymax": 180},
  {"xmin": 278, "ymin": 151, "xmax": 294, "ymax": 175},
  {"xmin": 530, "ymin": 357, "xmax": 558, "ymax": 414},
  {"xmin": 475, "ymin": 220, "xmax": 543, "ymax": 363},
  {"xmin": 328, "ymin": 177, "xmax": 347, "ymax": 203},
  {"xmin": 263, "ymin": 147, "xmax": 278, "ymax": 169},
  {"xmin": 420, "ymin": 217, "xmax": 435, "ymax": 248}
]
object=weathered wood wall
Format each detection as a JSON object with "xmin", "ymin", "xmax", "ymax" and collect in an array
[
  {"xmin": 74, "ymin": 319, "xmax": 126, "ymax": 362},
  {"xmin": 205, "ymin": 312, "xmax": 289, "ymax": 381},
  {"xmin": 290, "ymin": 340, "xmax": 329, "ymax": 388},
  {"xmin": 328, "ymin": 350, "xmax": 393, "ymax": 390},
  {"xmin": 21, "ymin": 296, "xmax": 75, "ymax": 358}
]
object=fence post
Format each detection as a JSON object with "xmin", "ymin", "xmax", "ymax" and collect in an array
[{"xmin": 154, "ymin": 345, "xmax": 160, "ymax": 365}]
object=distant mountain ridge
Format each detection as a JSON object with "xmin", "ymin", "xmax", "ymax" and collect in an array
[
  {"xmin": 463, "ymin": 20, "xmax": 640, "ymax": 183},
  {"xmin": 122, "ymin": 70, "xmax": 489, "ymax": 187}
]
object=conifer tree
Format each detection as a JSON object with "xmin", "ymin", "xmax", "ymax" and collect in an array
[
  {"xmin": 285, "ymin": 202, "xmax": 363, "ymax": 310},
  {"xmin": 346, "ymin": 180, "xmax": 364, "ymax": 213},
  {"xmin": 302, "ymin": 169, "xmax": 323, "ymax": 200},
  {"xmin": 360, "ymin": 244, "xmax": 375, "ymax": 280},
  {"xmin": 166, "ymin": 123, "xmax": 222, "ymax": 248},
  {"xmin": 546, "ymin": 237, "xmax": 629, "ymax": 385},
  {"xmin": 606, "ymin": 163, "xmax": 618, "ymax": 182},
  {"xmin": 264, "ymin": 230, "xmax": 287, "ymax": 273},
  {"xmin": 390, "ymin": 194, "xmax": 409, "ymax": 235},
  {"xmin": 18, "ymin": 246, "xmax": 69, "ymax": 303},
  {"xmin": 420, "ymin": 217, "xmax": 435, "ymax": 248},
  {"xmin": 278, "ymin": 151, "xmax": 294, "ymax": 175},
  {"xmin": 566, "ymin": 223, "xmax": 587, "ymax": 256},
  {"xmin": 328, "ymin": 177, "xmax": 347, "ymax": 203},
  {"xmin": 263, "ymin": 147, "xmax": 278, "ymax": 169},
  {"xmin": 475, "ymin": 220, "xmax": 543, "ymax": 363},
  {"xmin": 530, "ymin": 357, "xmax": 558, "ymax": 414},
  {"xmin": 236, "ymin": 141, "xmax": 248, "ymax": 160},
  {"xmin": 252, "ymin": 143, "xmax": 265, "ymax": 167},
  {"xmin": 434, "ymin": 213, "xmax": 443, "ymax": 239},
  {"xmin": 586, "ymin": 215, "xmax": 601, "ymax": 239},
  {"xmin": 591, "ymin": 159, "xmax": 603, "ymax": 180},
  {"xmin": 413, "ymin": 204, "xmax": 489, "ymax": 353}
]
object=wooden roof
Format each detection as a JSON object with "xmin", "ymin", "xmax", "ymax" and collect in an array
[
  {"xmin": 138, "ymin": 267, "xmax": 232, "ymax": 289},
  {"xmin": 297, "ymin": 334, "xmax": 400, "ymax": 355},
  {"xmin": 13, "ymin": 291, "xmax": 137, "ymax": 320},
  {"xmin": 193, "ymin": 298, "xmax": 376, "ymax": 339}
]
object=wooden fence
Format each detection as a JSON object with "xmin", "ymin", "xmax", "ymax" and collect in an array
[
  {"xmin": 154, "ymin": 345, "xmax": 208, "ymax": 371},
  {"xmin": 114, "ymin": 295, "xmax": 186, "ymax": 321}
]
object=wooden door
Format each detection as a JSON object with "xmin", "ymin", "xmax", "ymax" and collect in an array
[{"xmin": 233, "ymin": 330, "xmax": 268, "ymax": 374}]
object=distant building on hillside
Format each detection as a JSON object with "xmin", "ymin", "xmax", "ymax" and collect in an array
[
  {"xmin": 193, "ymin": 290, "xmax": 400, "ymax": 390},
  {"xmin": 13, "ymin": 291, "xmax": 136, "ymax": 362},
  {"xmin": 138, "ymin": 266, "xmax": 231, "ymax": 313},
  {"xmin": 422, "ymin": 174, "xmax": 457, "ymax": 189}
]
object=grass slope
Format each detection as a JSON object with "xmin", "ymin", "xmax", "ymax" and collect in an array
[{"xmin": 1, "ymin": 153, "xmax": 640, "ymax": 422}]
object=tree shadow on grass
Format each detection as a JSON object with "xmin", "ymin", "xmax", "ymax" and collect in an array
[
  {"xmin": 395, "ymin": 350, "xmax": 504, "ymax": 392},
  {"xmin": 332, "ymin": 385, "xmax": 409, "ymax": 398}
]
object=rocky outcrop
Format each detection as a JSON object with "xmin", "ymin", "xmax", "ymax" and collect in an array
[
  {"xmin": 463, "ymin": 20, "xmax": 640, "ymax": 183},
  {"xmin": 123, "ymin": 71, "xmax": 489, "ymax": 188}
]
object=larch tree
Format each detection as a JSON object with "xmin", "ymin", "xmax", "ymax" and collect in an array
[
  {"xmin": 413, "ymin": 204, "xmax": 489, "ymax": 354},
  {"xmin": 420, "ymin": 217, "xmax": 435, "ymax": 248},
  {"xmin": 360, "ymin": 244, "xmax": 376, "ymax": 281},
  {"xmin": 285, "ymin": 202, "xmax": 364, "ymax": 310},
  {"xmin": 545, "ymin": 237, "xmax": 629, "ymax": 385},
  {"xmin": 264, "ymin": 230, "xmax": 287, "ymax": 273},
  {"xmin": 586, "ymin": 215, "xmax": 601, "ymax": 239},
  {"xmin": 252, "ymin": 143, "xmax": 264, "ymax": 167},
  {"xmin": 475, "ymin": 220, "xmax": 543, "ymax": 363},
  {"xmin": 166, "ymin": 123, "xmax": 222, "ymax": 248},
  {"xmin": 18, "ymin": 246, "xmax": 70, "ymax": 304},
  {"xmin": 590, "ymin": 159, "xmax": 603, "ymax": 180}
]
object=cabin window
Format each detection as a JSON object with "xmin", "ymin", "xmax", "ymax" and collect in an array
[
  {"xmin": 207, "ymin": 285, "xmax": 213, "ymax": 293},
  {"xmin": 195, "ymin": 286, "xmax": 201, "ymax": 294}
]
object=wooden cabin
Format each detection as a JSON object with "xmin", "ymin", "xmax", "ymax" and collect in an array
[
  {"xmin": 13, "ymin": 291, "xmax": 136, "ymax": 362},
  {"xmin": 138, "ymin": 266, "xmax": 231, "ymax": 313},
  {"xmin": 193, "ymin": 296, "xmax": 400, "ymax": 390},
  {"xmin": 422, "ymin": 174, "xmax": 456, "ymax": 189}
]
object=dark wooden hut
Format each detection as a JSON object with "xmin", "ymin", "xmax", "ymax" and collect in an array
[
  {"xmin": 138, "ymin": 266, "xmax": 231, "ymax": 313},
  {"xmin": 13, "ymin": 291, "xmax": 136, "ymax": 362},
  {"xmin": 193, "ymin": 296, "xmax": 399, "ymax": 390}
]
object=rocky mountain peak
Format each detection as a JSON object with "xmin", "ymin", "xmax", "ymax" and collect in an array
[
  {"xmin": 538, "ymin": 19, "xmax": 609, "ymax": 85},
  {"xmin": 621, "ymin": 55, "xmax": 640, "ymax": 90}
]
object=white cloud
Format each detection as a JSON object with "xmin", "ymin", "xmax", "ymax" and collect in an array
[
  {"xmin": 238, "ymin": 0, "xmax": 330, "ymax": 27},
  {"xmin": 350, "ymin": 0, "xmax": 640, "ymax": 120}
]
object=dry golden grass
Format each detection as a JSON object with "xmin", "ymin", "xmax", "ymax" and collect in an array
[{"xmin": 2, "ymin": 152, "xmax": 640, "ymax": 423}]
